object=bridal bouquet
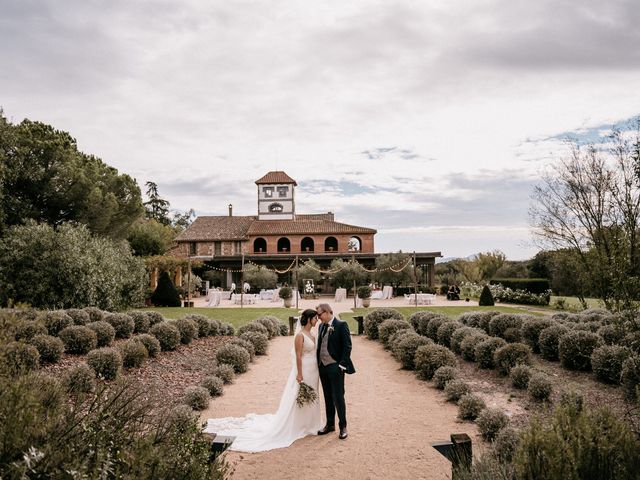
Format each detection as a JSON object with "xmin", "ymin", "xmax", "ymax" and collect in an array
[{"xmin": 296, "ymin": 382, "xmax": 318, "ymax": 408}]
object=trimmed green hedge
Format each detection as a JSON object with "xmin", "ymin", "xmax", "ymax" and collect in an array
[{"xmin": 490, "ymin": 278, "xmax": 550, "ymax": 294}]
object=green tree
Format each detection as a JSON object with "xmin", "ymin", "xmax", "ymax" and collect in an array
[
  {"xmin": 0, "ymin": 114, "xmax": 144, "ymax": 238},
  {"xmin": 294, "ymin": 259, "xmax": 323, "ymax": 291},
  {"xmin": 329, "ymin": 258, "xmax": 368, "ymax": 292},
  {"xmin": 144, "ymin": 181, "xmax": 171, "ymax": 225},
  {"xmin": 242, "ymin": 264, "xmax": 278, "ymax": 289},
  {"xmin": 127, "ymin": 219, "xmax": 177, "ymax": 256},
  {"xmin": 459, "ymin": 250, "xmax": 506, "ymax": 284},
  {"xmin": 374, "ymin": 252, "xmax": 416, "ymax": 287},
  {"xmin": 0, "ymin": 221, "xmax": 147, "ymax": 309}
]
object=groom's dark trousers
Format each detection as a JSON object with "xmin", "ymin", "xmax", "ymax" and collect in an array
[{"xmin": 319, "ymin": 363, "xmax": 346, "ymax": 429}]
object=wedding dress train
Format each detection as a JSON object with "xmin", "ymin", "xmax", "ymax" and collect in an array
[{"xmin": 204, "ymin": 332, "xmax": 322, "ymax": 452}]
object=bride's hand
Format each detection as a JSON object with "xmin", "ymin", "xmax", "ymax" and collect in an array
[{"xmin": 296, "ymin": 373, "xmax": 303, "ymax": 383}]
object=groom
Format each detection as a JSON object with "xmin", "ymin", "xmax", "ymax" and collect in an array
[{"xmin": 316, "ymin": 303, "xmax": 355, "ymax": 440}]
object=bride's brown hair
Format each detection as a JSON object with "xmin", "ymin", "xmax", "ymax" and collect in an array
[{"xmin": 299, "ymin": 309, "xmax": 317, "ymax": 326}]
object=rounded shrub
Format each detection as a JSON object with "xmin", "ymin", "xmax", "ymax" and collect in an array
[
  {"xmin": 230, "ymin": 338, "xmax": 255, "ymax": 361},
  {"xmin": 538, "ymin": 325, "xmax": 569, "ymax": 361},
  {"xmin": 58, "ymin": 325, "xmax": 98, "ymax": 354},
  {"xmin": 489, "ymin": 314, "xmax": 524, "ymax": 340},
  {"xmin": 105, "ymin": 313, "xmax": 135, "ymax": 339},
  {"xmin": 0, "ymin": 341, "xmax": 40, "ymax": 375},
  {"xmin": 63, "ymin": 364, "xmax": 96, "ymax": 394},
  {"xmin": 389, "ymin": 329, "xmax": 417, "ymax": 358},
  {"xmin": 409, "ymin": 311, "xmax": 444, "ymax": 336},
  {"xmin": 215, "ymin": 343, "xmax": 250, "ymax": 373},
  {"xmin": 221, "ymin": 323, "xmax": 235, "ymax": 336},
  {"xmin": 394, "ymin": 332, "xmax": 432, "ymax": 369},
  {"xmin": 433, "ymin": 365, "xmax": 458, "ymax": 389},
  {"xmin": 146, "ymin": 311, "xmax": 165, "ymax": 327},
  {"xmin": 118, "ymin": 339, "xmax": 148, "ymax": 368},
  {"xmin": 133, "ymin": 333, "xmax": 161, "ymax": 358},
  {"xmin": 460, "ymin": 333, "xmax": 489, "ymax": 362},
  {"xmin": 458, "ymin": 393, "xmax": 486, "ymax": 420},
  {"xmin": 476, "ymin": 407, "xmax": 509, "ymax": 441},
  {"xmin": 527, "ymin": 373, "xmax": 553, "ymax": 401},
  {"xmin": 86, "ymin": 347, "xmax": 122, "ymax": 380},
  {"xmin": 591, "ymin": 345, "xmax": 631, "ymax": 384},
  {"xmin": 207, "ymin": 319, "xmax": 222, "ymax": 336},
  {"xmin": 150, "ymin": 321, "xmax": 181, "ymax": 351},
  {"xmin": 597, "ymin": 324, "xmax": 626, "ymax": 345},
  {"xmin": 450, "ymin": 326, "xmax": 485, "ymax": 354},
  {"xmin": 579, "ymin": 308, "xmax": 611, "ymax": 323},
  {"xmin": 236, "ymin": 322, "xmax": 269, "ymax": 338},
  {"xmin": 558, "ymin": 330, "xmax": 603, "ymax": 370},
  {"xmin": 458, "ymin": 311, "xmax": 500, "ymax": 333},
  {"xmin": 87, "ymin": 321, "xmax": 116, "ymax": 347},
  {"xmin": 173, "ymin": 318, "xmax": 199, "ymax": 344},
  {"xmin": 494, "ymin": 343, "xmax": 532, "ymax": 375},
  {"xmin": 183, "ymin": 386, "xmax": 210, "ymax": 410},
  {"xmin": 29, "ymin": 374, "xmax": 64, "ymax": 411},
  {"xmin": 183, "ymin": 314, "xmax": 211, "ymax": 337},
  {"xmin": 278, "ymin": 322, "xmax": 289, "ymax": 336},
  {"xmin": 414, "ymin": 344, "xmax": 457, "ymax": 380},
  {"xmin": 83, "ymin": 306, "xmax": 105, "ymax": 323},
  {"xmin": 621, "ymin": 356, "xmax": 640, "ymax": 400},
  {"xmin": 127, "ymin": 311, "xmax": 151, "ymax": 334},
  {"xmin": 521, "ymin": 318, "xmax": 553, "ymax": 353},
  {"xmin": 364, "ymin": 308, "xmax": 403, "ymax": 339},
  {"xmin": 436, "ymin": 321, "xmax": 463, "ymax": 348},
  {"xmin": 240, "ymin": 331, "xmax": 269, "ymax": 356},
  {"xmin": 42, "ymin": 310, "xmax": 73, "ymax": 336},
  {"xmin": 494, "ymin": 428, "xmax": 520, "ymax": 462},
  {"xmin": 202, "ymin": 376, "xmax": 224, "ymax": 397},
  {"xmin": 509, "ymin": 364, "xmax": 532, "ymax": 389},
  {"xmin": 474, "ymin": 337, "xmax": 507, "ymax": 369},
  {"xmin": 426, "ymin": 316, "xmax": 452, "ymax": 341},
  {"xmin": 211, "ymin": 363, "xmax": 235, "ymax": 384},
  {"xmin": 14, "ymin": 320, "xmax": 48, "ymax": 342},
  {"xmin": 621, "ymin": 332, "xmax": 640, "ymax": 354},
  {"xmin": 379, "ymin": 319, "xmax": 411, "ymax": 348},
  {"xmin": 29, "ymin": 334, "xmax": 65, "ymax": 364},
  {"xmin": 444, "ymin": 379, "xmax": 471, "ymax": 403},
  {"xmin": 256, "ymin": 316, "xmax": 280, "ymax": 339},
  {"xmin": 65, "ymin": 308, "xmax": 91, "ymax": 326}
]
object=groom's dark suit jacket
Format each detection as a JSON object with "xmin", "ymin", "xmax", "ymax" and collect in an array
[{"xmin": 317, "ymin": 318, "xmax": 355, "ymax": 374}]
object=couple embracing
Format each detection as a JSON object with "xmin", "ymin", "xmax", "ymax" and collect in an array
[{"xmin": 205, "ymin": 303, "xmax": 355, "ymax": 452}]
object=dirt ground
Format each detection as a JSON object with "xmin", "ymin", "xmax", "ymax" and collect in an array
[{"xmin": 200, "ymin": 335, "xmax": 480, "ymax": 480}]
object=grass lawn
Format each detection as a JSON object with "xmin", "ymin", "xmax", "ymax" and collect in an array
[{"xmin": 549, "ymin": 295, "xmax": 603, "ymax": 310}]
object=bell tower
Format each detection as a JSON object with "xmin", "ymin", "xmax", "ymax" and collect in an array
[{"xmin": 255, "ymin": 171, "xmax": 297, "ymax": 220}]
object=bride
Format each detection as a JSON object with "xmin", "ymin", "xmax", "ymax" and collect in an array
[{"xmin": 204, "ymin": 309, "xmax": 323, "ymax": 452}]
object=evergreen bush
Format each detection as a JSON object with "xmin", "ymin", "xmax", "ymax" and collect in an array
[
  {"xmin": 236, "ymin": 322, "xmax": 269, "ymax": 337},
  {"xmin": 65, "ymin": 309, "xmax": 91, "ymax": 326},
  {"xmin": 14, "ymin": 321, "xmax": 48, "ymax": 342},
  {"xmin": 528, "ymin": 373, "xmax": 553, "ymax": 401},
  {"xmin": 215, "ymin": 343, "xmax": 251, "ymax": 373},
  {"xmin": 415, "ymin": 344, "xmax": 457, "ymax": 380},
  {"xmin": 444, "ymin": 379, "xmax": 471, "ymax": 402},
  {"xmin": 83, "ymin": 306, "xmax": 105, "ymax": 323},
  {"xmin": 230, "ymin": 338, "xmax": 255, "ymax": 361},
  {"xmin": 128, "ymin": 311, "xmax": 151, "ymax": 333},
  {"xmin": 201, "ymin": 376, "xmax": 224, "ymax": 397},
  {"xmin": 42, "ymin": 310, "xmax": 73, "ymax": 336},
  {"xmin": 211, "ymin": 363, "xmax": 235, "ymax": 384},
  {"xmin": 489, "ymin": 314, "xmax": 524, "ymax": 340},
  {"xmin": 521, "ymin": 318, "xmax": 553, "ymax": 353},
  {"xmin": 558, "ymin": 330, "xmax": 602, "ymax": 371},
  {"xmin": 458, "ymin": 393, "xmax": 486, "ymax": 420},
  {"xmin": 364, "ymin": 308, "xmax": 403, "ymax": 339},
  {"xmin": 183, "ymin": 386, "xmax": 210, "ymax": 410},
  {"xmin": 436, "ymin": 321, "xmax": 463, "ymax": 348},
  {"xmin": 458, "ymin": 310, "xmax": 501, "ymax": 333},
  {"xmin": 278, "ymin": 322, "xmax": 289, "ymax": 336},
  {"xmin": 29, "ymin": 334, "xmax": 65, "ymax": 363},
  {"xmin": 207, "ymin": 318, "xmax": 223, "ymax": 336},
  {"xmin": 433, "ymin": 365, "xmax": 458, "ymax": 389},
  {"xmin": 425, "ymin": 316, "xmax": 452, "ymax": 341},
  {"xmin": 146, "ymin": 311, "xmax": 165, "ymax": 326},
  {"xmin": 58, "ymin": 325, "xmax": 98, "ymax": 354},
  {"xmin": 378, "ymin": 319, "xmax": 411, "ymax": 348},
  {"xmin": 389, "ymin": 329, "xmax": 416, "ymax": 357},
  {"xmin": 173, "ymin": 318, "xmax": 199, "ymax": 344},
  {"xmin": 597, "ymin": 324, "xmax": 626, "ymax": 345},
  {"xmin": 394, "ymin": 333, "xmax": 432, "ymax": 369},
  {"xmin": 151, "ymin": 271, "xmax": 181, "ymax": 307},
  {"xmin": 87, "ymin": 320, "xmax": 116, "ymax": 347},
  {"xmin": 538, "ymin": 325, "xmax": 569, "ymax": 361},
  {"xmin": 591, "ymin": 345, "xmax": 631, "ymax": 384},
  {"xmin": 409, "ymin": 310, "xmax": 443, "ymax": 335},
  {"xmin": 475, "ymin": 337, "xmax": 507, "ymax": 369},
  {"xmin": 256, "ymin": 316, "xmax": 281, "ymax": 338},
  {"xmin": 0, "ymin": 341, "xmax": 40, "ymax": 375},
  {"xmin": 87, "ymin": 347, "xmax": 122, "ymax": 380},
  {"xmin": 450, "ymin": 326, "xmax": 485, "ymax": 354},
  {"xmin": 477, "ymin": 408, "xmax": 509, "ymax": 441},
  {"xmin": 183, "ymin": 314, "xmax": 212, "ymax": 337},
  {"xmin": 150, "ymin": 321, "xmax": 181, "ymax": 351},
  {"xmin": 105, "ymin": 313, "xmax": 135, "ymax": 339},
  {"xmin": 493, "ymin": 343, "xmax": 532, "ymax": 375},
  {"xmin": 63, "ymin": 364, "xmax": 96, "ymax": 394},
  {"xmin": 460, "ymin": 333, "xmax": 489, "ymax": 361},
  {"xmin": 494, "ymin": 428, "xmax": 520, "ymax": 463},
  {"xmin": 479, "ymin": 285, "xmax": 494, "ymax": 306},
  {"xmin": 509, "ymin": 364, "xmax": 531, "ymax": 389},
  {"xmin": 240, "ymin": 331, "xmax": 269, "ymax": 356},
  {"xmin": 221, "ymin": 322, "xmax": 235, "ymax": 336},
  {"xmin": 134, "ymin": 333, "xmax": 161, "ymax": 358},
  {"xmin": 621, "ymin": 332, "xmax": 640, "ymax": 354},
  {"xmin": 118, "ymin": 339, "xmax": 148, "ymax": 368},
  {"xmin": 621, "ymin": 356, "xmax": 640, "ymax": 400}
]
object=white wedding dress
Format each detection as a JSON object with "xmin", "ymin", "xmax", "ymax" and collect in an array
[{"xmin": 204, "ymin": 331, "xmax": 323, "ymax": 452}]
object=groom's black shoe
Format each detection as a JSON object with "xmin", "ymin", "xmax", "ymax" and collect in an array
[
  {"xmin": 339, "ymin": 428, "xmax": 348, "ymax": 440},
  {"xmin": 317, "ymin": 425, "xmax": 335, "ymax": 435}
]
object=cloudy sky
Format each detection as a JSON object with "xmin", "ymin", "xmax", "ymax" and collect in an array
[{"xmin": 2, "ymin": 0, "xmax": 639, "ymax": 259}]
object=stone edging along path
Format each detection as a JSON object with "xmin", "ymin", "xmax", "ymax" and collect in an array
[{"xmin": 200, "ymin": 335, "xmax": 480, "ymax": 480}]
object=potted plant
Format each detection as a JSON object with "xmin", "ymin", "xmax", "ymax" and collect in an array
[
  {"xmin": 279, "ymin": 286, "xmax": 293, "ymax": 308},
  {"xmin": 357, "ymin": 286, "xmax": 372, "ymax": 308}
]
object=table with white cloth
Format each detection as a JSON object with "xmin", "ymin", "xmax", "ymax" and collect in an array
[
  {"xmin": 406, "ymin": 293, "xmax": 436, "ymax": 305},
  {"xmin": 231, "ymin": 293, "xmax": 258, "ymax": 305},
  {"xmin": 207, "ymin": 291, "xmax": 221, "ymax": 307},
  {"xmin": 370, "ymin": 290, "xmax": 384, "ymax": 299},
  {"xmin": 334, "ymin": 288, "xmax": 347, "ymax": 302},
  {"xmin": 260, "ymin": 289, "xmax": 275, "ymax": 300},
  {"xmin": 271, "ymin": 288, "xmax": 281, "ymax": 302},
  {"xmin": 382, "ymin": 285, "xmax": 393, "ymax": 299}
]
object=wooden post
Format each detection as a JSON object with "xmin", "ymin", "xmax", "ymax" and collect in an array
[
  {"xmin": 240, "ymin": 253, "xmax": 244, "ymax": 308},
  {"xmin": 295, "ymin": 255, "xmax": 299, "ymax": 310},
  {"xmin": 352, "ymin": 254, "xmax": 357, "ymax": 309},
  {"xmin": 413, "ymin": 251, "xmax": 418, "ymax": 307},
  {"xmin": 187, "ymin": 255, "xmax": 192, "ymax": 307}
]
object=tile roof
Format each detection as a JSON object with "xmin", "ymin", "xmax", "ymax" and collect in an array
[
  {"xmin": 175, "ymin": 214, "xmax": 376, "ymax": 241},
  {"xmin": 255, "ymin": 171, "xmax": 297, "ymax": 185}
]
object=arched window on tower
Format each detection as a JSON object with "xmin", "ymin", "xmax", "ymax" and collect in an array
[
  {"xmin": 301, "ymin": 237, "xmax": 314, "ymax": 252},
  {"xmin": 277, "ymin": 237, "xmax": 291, "ymax": 253},
  {"xmin": 324, "ymin": 236, "xmax": 338, "ymax": 252},
  {"xmin": 348, "ymin": 236, "xmax": 361, "ymax": 252},
  {"xmin": 253, "ymin": 238, "xmax": 267, "ymax": 253}
]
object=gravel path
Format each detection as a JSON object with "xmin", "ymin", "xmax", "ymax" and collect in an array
[{"xmin": 200, "ymin": 335, "xmax": 480, "ymax": 479}]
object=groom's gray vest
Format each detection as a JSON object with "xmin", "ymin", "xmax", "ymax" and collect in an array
[{"xmin": 319, "ymin": 324, "xmax": 336, "ymax": 366}]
